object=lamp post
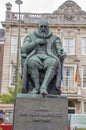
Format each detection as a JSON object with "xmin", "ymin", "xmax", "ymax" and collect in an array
[
  {"xmin": 13, "ymin": 1, "xmax": 23, "ymax": 130},
  {"xmin": 15, "ymin": 0, "xmax": 23, "ymax": 97}
]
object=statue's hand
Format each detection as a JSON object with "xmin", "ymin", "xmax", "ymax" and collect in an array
[
  {"xmin": 59, "ymin": 51, "xmax": 66, "ymax": 61},
  {"xmin": 35, "ymin": 39, "xmax": 47, "ymax": 45},
  {"xmin": 57, "ymin": 49, "xmax": 66, "ymax": 61}
]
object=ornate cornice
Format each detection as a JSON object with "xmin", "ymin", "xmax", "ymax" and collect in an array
[
  {"xmin": 53, "ymin": 0, "xmax": 86, "ymax": 21},
  {"xmin": 2, "ymin": 0, "xmax": 86, "ymax": 26}
]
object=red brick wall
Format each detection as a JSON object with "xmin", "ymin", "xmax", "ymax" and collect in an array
[{"xmin": 0, "ymin": 44, "xmax": 4, "ymax": 93}]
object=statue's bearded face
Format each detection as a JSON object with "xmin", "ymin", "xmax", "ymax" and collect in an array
[{"xmin": 38, "ymin": 23, "xmax": 49, "ymax": 37}]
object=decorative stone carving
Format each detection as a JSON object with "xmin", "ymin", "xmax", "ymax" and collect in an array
[
  {"xmin": 81, "ymin": 11, "xmax": 86, "ymax": 19},
  {"xmin": 53, "ymin": 0, "xmax": 86, "ymax": 22},
  {"xmin": 6, "ymin": 2, "xmax": 12, "ymax": 11},
  {"xmin": 54, "ymin": 0, "xmax": 81, "ymax": 14}
]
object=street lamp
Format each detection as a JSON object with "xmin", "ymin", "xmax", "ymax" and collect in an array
[
  {"xmin": 12, "ymin": 0, "xmax": 23, "ymax": 130},
  {"xmin": 15, "ymin": 0, "xmax": 23, "ymax": 97},
  {"xmin": 13, "ymin": 1, "xmax": 23, "ymax": 130}
]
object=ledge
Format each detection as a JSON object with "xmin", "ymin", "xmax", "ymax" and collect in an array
[{"xmin": 16, "ymin": 93, "xmax": 67, "ymax": 99}]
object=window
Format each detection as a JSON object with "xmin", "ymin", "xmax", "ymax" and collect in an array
[
  {"xmin": 21, "ymin": 37, "xmax": 24, "ymax": 47},
  {"xmin": 68, "ymin": 100, "xmax": 75, "ymax": 114},
  {"xmin": 82, "ymin": 38, "xmax": 86, "ymax": 55},
  {"xmin": 82, "ymin": 66, "xmax": 86, "ymax": 88},
  {"xmin": 11, "ymin": 36, "xmax": 17, "ymax": 53},
  {"xmin": 11, "ymin": 36, "xmax": 24, "ymax": 53},
  {"xmin": 62, "ymin": 66, "xmax": 74, "ymax": 87},
  {"xmin": 10, "ymin": 65, "xmax": 16, "ymax": 85},
  {"xmin": 63, "ymin": 38, "xmax": 74, "ymax": 55},
  {"xmin": 68, "ymin": 101, "xmax": 75, "ymax": 114},
  {"xmin": 83, "ymin": 102, "xmax": 86, "ymax": 114},
  {"xmin": 68, "ymin": 100, "xmax": 75, "ymax": 107}
]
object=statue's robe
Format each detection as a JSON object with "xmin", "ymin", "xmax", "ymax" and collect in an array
[{"xmin": 21, "ymin": 29, "xmax": 66, "ymax": 94}]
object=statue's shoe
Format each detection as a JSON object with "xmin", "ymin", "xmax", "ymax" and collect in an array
[
  {"xmin": 22, "ymin": 87, "xmax": 27, "ymax": 93},
  {"xmin": 40, "ymin": 88, "xmax": 48, "ymax": 95},
  {"xmin": 30, "ymin": 89, "xmax": 39, "ymax": 94}
]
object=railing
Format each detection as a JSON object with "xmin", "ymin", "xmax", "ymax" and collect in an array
[
  {"xmin": 61, "ymin": 86, "xmax": 77, "ymax": 94},
  {"xmin": 5, "ymin": 11, "xmax": 86, "ymax": 25},
  {"xmin": 5, "ymin": 11, "xmax": 64, "ymax": 24}
]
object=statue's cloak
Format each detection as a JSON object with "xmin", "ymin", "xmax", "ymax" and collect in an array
[{"xmin": 21, "ymin": 29, "xmax": 63, "ymax": 93}]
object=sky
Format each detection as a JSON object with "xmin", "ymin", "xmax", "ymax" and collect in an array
[{"xmin": 0, "ymin": 0, "xmax": 86, "ymax": 28}]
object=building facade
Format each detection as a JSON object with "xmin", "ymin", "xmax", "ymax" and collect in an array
[
  {"xmin": 0, "ymin": 29, "xmax": 4, "ymax": 94},
  {"xmin": 1, "ymin": 0, "xmax": 86, "ymax": 114}
]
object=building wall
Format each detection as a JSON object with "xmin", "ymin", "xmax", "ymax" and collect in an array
[
  {"xmin": 1, "ymin": 27, "xmax": 12, "ymax": 93},
  {"xmin": 1, "ymin": 0, "xmax": 86, "ymax": 113},
  {"xmin": 0, "ymin": 44, "xmax": 4, "ymax": 94},
  {"xmin": 0, "ymin": 29, "xmax": 4, "ymax": 94}
]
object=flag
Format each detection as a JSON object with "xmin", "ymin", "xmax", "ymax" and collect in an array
[
  {"xmin": 74, "ymin": 65, "xmax": 79, "ymax": 84},
  {"xmin": 61, "ymin": 64, "xmax": 64, "ymax": 82}
]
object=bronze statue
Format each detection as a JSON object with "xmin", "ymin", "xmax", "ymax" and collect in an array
[{"xmin": 21, "ymin": 20, "xmax": 66, "ymax": 95}]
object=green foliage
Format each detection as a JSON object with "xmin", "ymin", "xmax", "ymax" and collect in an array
[
  {"xmin": 0, "ymin": 74, "xmax": 22, "ymax": 104},
  {"xmin": 0, "ymin": 87, "xmax": 15, "ymax": 104},
  {"xmin": 76, "ymin": 128, "xmax": 86, "ymax": 130}
]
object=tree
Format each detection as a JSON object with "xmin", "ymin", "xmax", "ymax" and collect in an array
[
  {"xmin": 0, "ymin": 74, "xmax": 22, "ymax": 104},
  {"xmin": 0, "ymin": 87, "xmax": 15, "ymax": 104}
]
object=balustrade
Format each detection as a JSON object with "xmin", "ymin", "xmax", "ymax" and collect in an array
[
  {"xmin": 5, "ymin": 12, "xmax": 59, "ymax": 24},
  {"xmin": 61, "ymin": 86, "xmax": 78, "ymax": 94}
]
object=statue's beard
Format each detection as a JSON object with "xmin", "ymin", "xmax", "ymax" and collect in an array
[
  {"xmin": 35, "ymin": 29, "xmax": 52, "ymax": 38},
  {"xmin": 39, "ymin": 30, "xmax": 48, "ymax": 38}
]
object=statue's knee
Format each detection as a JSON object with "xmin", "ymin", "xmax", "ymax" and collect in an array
[
  {"xmin": 28, "ymin": 58, "xmax": 36, "ymax": 68},
  {"xmin": 50, "ymin": 59, "xmax": 58, "ymax": 66}
]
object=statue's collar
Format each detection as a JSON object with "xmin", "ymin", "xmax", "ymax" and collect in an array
[{"xmin": 34, "ymin": 29, "xmax": 52, "ymax": 38}]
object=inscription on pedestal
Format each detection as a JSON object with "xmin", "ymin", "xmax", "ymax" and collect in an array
[{"xmin": 19, "ymin": 107, "xmax": 64, "ymax": 122}]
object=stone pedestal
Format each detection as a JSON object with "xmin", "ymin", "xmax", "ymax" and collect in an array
[{"xmin": 13, "ymin": 94, "xmax": 68, "ymax": 130}]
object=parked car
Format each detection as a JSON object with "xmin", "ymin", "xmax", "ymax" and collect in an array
[{"xmin": 69, "ymin": 114, "xmax": 86, "ymax": 130}]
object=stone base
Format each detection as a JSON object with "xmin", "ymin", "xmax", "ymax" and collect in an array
[{"xmin": 13, "ymin": 94, "xmax": 68, "ymax": 130}]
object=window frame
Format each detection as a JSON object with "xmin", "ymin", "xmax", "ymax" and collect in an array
[
  {"xmin": 11, "ymin": 36, "xmax": 18, "ymax": 53},
  {"xmin": 82, "ymin": 66, "xmax": 86, "ymax": 89},
  {"xmin": 62, "ymin": 64, "xmax": 77, "ymax": 88},
  {"xmin": 11, "ymin": 36, "xmax": 24, "ymax": 53},
  {"xmin": 9, "ymin": 64, "xmax": 16, "ymax": 87},
  {"xmin": 81, "ymin": 37, "xmax": 86, "ymax": 55},
  {"xmin": 63, "ymin": 37, "xmax": 75, "ymax": 55},
  {"xmin": 82, "ymin": 101, "xmax": 86, "ymax": 114}
]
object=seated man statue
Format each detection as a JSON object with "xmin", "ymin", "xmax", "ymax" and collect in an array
[{"xmin": 21, "ymin": 19, "xmax": 66, "ymax": 95}]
